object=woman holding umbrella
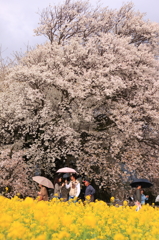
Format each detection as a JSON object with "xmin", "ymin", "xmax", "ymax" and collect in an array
[
  {"xmin": 38, "ymin": 185, "xmax": 49, "ymax": 201},
  {"xmin": 33, "ymin": 176, "xmax": 54, "ymax": 201},
  {"xmin": 56, "ymin": 167, "xmax": 80, "ymax": 201},
  {"xmin": 53, "ymin": 177, "xmax": 64, "ymax": 198},
  {"xmin": 65, "ymin": 174, "xmax": 80, "ymax": 200}
]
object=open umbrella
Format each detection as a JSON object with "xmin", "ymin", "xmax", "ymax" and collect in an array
[
  {"xmin": 130, "ymin": 179, "xmax": 153, "ymax": 188},
  {"xmin": 56, "ymin": 167, "xmax": 77, "ymax": 174},
  {"xmin": 33, "ymin": 176, "xmax": 54, "ymax": 189}
]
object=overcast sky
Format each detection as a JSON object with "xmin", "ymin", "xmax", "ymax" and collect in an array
[{"xmin": 0, "ymin": 0, "xmax": 159, "ymax": 59}]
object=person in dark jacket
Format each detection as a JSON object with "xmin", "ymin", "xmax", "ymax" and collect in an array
[{"xmin": 83, "ymin": 177, "xmax": 95, "ymax": 202}]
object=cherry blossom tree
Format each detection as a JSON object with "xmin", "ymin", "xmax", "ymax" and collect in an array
[
  {"xmin": 0, "ymin": 149, "xmax": 36, "ymax": 198},
  {"xmin": 0, "ymin": 0, "xmax": 159, "ymax": 199}
]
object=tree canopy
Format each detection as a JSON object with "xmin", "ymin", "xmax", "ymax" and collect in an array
[{"xmin": 0, "ymin": 0, "xmax": 159, "ymax": 199}]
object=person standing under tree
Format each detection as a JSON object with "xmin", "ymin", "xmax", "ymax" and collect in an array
[
  {"xmin": 53, "ymin": 177, "xmax": 63, "ymax": 198},
  {"xmin": 65, "ymin": 174, "xmax": 80, "ymax": 200},
  {"xmin": 38, "ymin": 185, "xmax": 48, "ymax": 201},
  {"xmin": 61, "ymin": 178, "xmax": 70, "ymax": 201},
  {"xmin": 133, "ymin": 185, "xmax": 141, "ymax": 211},
  {"xmin": 83, "ymin": 177, "xmax": 95, "ymax": 202},
  {"xmin": 141, "ymin": 190, "xmax": 149, "ymax": 205}
]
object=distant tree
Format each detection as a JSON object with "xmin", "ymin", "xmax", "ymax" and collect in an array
[{"xmin": 0, "ymin": 0, "xmax": 159, "ymax": 198}]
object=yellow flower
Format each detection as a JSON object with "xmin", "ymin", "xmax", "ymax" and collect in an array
[
  {"xmin": 123, "ymin": 200, "xmax": 128, "ymax": 206},
  {"xmin": 126, "ymin": 226, "xmax": 133, "ymax": 234},
  {"xmin": 1, "ymin": 193, "xmax": 159, "ymax": 239},
  {"xmin": 0, "ymin": 215, "xmax": 13, "ymax": 228},
  {"xmin": 86, "ymin": 195, "xmax": 91, "ymax": 200},
  {"xmin": 57, "ymin": 230, "xmax": 70, "ymax": 239},
  {"xmin": 61, "ymin": 214, "xmax": 73, "ymax": 226},
  {"xmin": 35, "ymin": 233, "xmax": 47, "ymax": 240},
  {"xmin": 7, "ymin": 221, "xmax": 28, "ymax": 239},
  {"xmin": 114, "ymin": 233, "xmax": 126, "ymax": 240},
  {"xmin": 0, "ymin": 233, "xmax": 5, "ymax": 240},
  {"xmin": 110, "ymin": 196, "xmax": 115, "ymax": 202},
  {"xmin": 84, "ymin": 215, "xmax": 96, "ymax": 228}
]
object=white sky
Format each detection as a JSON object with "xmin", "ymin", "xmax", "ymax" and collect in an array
[{"xmin": 0, "ymin": 0, "xmax": 159, "ymax": 59}]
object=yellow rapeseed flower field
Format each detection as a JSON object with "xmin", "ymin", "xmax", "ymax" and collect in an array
[{"xmin": 1, "ymin": 196, "xmax": 159, "ymax": 240}]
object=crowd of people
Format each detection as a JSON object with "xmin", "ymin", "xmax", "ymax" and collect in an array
[
  {"xmin": 37, "ymin": 175, "xmax": 152, "ymax": 208},
  {"xmin": 37, "ymin": 174, "xmax": 96, "ymax": 202}
]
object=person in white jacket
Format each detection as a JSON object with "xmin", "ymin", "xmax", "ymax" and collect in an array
[{"xmin": 65, "ymin": 174, "xmax": 80, "ymax": 200}]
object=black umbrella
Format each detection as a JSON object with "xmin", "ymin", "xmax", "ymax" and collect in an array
[{"xmin": 130, "ymin": 179, "xmax": 153, "ymax": 188}]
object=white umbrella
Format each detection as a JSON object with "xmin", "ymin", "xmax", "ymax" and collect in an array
[
  {"xmin": 56, "ymin": 167, "xmax": 77, "ymax": 173},
  {"xmin": 33, "ymin": 176, "xmax": 54, "ymax": 188}
]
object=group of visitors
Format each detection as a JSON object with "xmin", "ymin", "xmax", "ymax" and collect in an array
[
  {"xmin": 37, "ymin": 175, "xmax": 151, "ymax": 207},
  {"xmin": 38, "ymin": 174, "xmax": 96, "ymax": 202}
]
